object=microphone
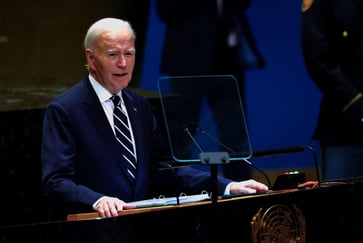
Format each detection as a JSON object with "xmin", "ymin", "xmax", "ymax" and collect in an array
[
  {"xmin": 252, "ymin": 146, "xmax": 306, "ymax": 158},
  {"xmin": 196, "ymin": 126, "xmax": 236, "ymax": 154},
  {"xmin": 183, "ymin": 127, "xmax": 222, "ymax": 202},
  {"xmin": 195, "ymin": 126, "xmax": 321, "ymax": 188},
  {"xmin": 184, "ymin": 127, "xmax": 203, "ymax": 153},
  {"xmin": 191, "ymin": 124, "xmax": 272, "ymax": 188},
  {"xmin": 252, "ymin": 145, "xmax": 320, "ymax": 188},
  {"xmin": 185, "ymin": 127, "xmax": 230, "ymax": 165}
]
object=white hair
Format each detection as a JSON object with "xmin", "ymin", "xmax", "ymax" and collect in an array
[{"xmin": 84, "ymin": 17, "xmax": 136, "ymax": 50}]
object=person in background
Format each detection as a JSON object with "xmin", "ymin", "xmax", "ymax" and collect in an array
[
  {"xmin": 155, "ymin": 0, "xmax": 266, "ymax": 181},
  {"xmin": 301, "ymin": 0, "xmax": 363, "ymax": 180},
  {"xmin": 41, "ymin": 17, "xmax": 269, "ymax": 220}
]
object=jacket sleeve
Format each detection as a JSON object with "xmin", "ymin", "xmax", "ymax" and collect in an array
[
  {"xmin": 41, "ymin": 102, "xmax": 103, "ymax": 208},
  {"xmin": 301, "ymin": 0, "xmax": 363, "ymax": 123},
  {"xmin": 175, "ymin": 166, "xmax": 232, "ymax": 195}
]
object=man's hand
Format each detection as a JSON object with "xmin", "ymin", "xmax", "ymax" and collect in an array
[
  {"xmin": 95, "ymin": 196, "xmax": 135, "ymax": 218},
  {"xmin": 229, "ymin": 179, "xmax": 269, "ymax": 195}
]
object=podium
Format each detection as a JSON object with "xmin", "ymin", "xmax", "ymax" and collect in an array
[
  {"xmin": 0, "ymin": 177, "xmax": 362, "ymax": 242},
  {"xmin": 0, "ymin": 74, "xmax": 362, "ymax": 242}
]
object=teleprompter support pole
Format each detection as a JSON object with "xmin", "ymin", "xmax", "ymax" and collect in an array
[{"xmin": 200, "ymin": 152, "xmax": 230, "ymax": 203}]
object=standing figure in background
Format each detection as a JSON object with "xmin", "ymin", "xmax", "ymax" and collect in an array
[
  {"xmin": 301, "ymin": 0, "xmax": 363, "ymax": 179},
  {"xmin": 155, "ymin": 0, "xmax": 266, "ymax": 181}
]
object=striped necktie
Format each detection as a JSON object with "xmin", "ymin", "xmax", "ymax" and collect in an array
[{"xmin": 111, "ymin": 95, "xmax": 137, "ymax": 184}]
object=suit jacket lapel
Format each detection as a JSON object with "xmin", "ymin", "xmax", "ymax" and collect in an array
[
  {"xmin": 81, "ymin": 78, "xmax": 135, "ymax": 186},
  {"xmin": 81, "ymin": 78, "xmax": 116, "ymax": 145}
]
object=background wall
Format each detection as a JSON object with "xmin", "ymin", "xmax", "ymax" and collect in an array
[
  {"xmin": 0, "ymin": 0, "xmax": 150, "ymax": 88},
  {"xmin": 140, "ymin": 0, "xmax": 322, "ymax": 179}
]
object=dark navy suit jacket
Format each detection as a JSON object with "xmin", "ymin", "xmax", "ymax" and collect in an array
[
  {"xmin": 301, "ymin": 0, "xmax": 363, "ymax": 144},
  {"xmin": 41, "ymin": 76, "xmax": 232, "ymax": 220},
  {"xmin": 156, "ymin": 0, "xmax": 265, "ymax": 75}
]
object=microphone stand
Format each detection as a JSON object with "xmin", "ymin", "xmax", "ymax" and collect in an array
[
  {"xmin": 184, "ymin": 128, "xmax": 229, "ymax": 203},
  {"xmin": 252, "ymin": 145, "xmax": 321, "ymax": 188},
  {"xmin": 199, "ymin": 152, "xmax": 229, "ymax": 203},
  {"xmin": 159, "ymin": 145, "xmax": 321, "ymax": 197},
  {"xmin": 197, "ymin": 126, "xmax": 273, "ymax": 189}
]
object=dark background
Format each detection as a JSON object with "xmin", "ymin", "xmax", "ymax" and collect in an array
[
  {"xmin": 0, "ymin": 0, "xmax": 321, "ymax": 226},
  {"xmin": 141, "ymin": 1, "xmax": 321, "ymax": 172}
]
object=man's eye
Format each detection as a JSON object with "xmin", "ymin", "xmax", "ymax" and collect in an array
[{"xmin": 125, "ymin": 51, "xmax": 135, "ymax": 56}]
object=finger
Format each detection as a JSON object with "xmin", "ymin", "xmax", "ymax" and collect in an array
[
  {"xmin": 103, "ymin": 203, "xmax": 114, "ymax": 217},
  {"xmin": 97, "ymin": 200, "xmax": 115, "ymax": 218},
  {"xmin": 105, "ymin": 199, "xmax": 121, "ymax": 217},
  {"xmin": 97, "ymin": 207, "xmax": 107, "ymax": 218},
  {"xmin": 123, "ymin": 203, "xmax": 136, "ymax": 210},
  {"xmin": 248, "ymin": 182, "xmax": 269, "ymax": 191},
  {"xmin": 240, "ymin": 187, "xmax": 257, "ymax": 194}
]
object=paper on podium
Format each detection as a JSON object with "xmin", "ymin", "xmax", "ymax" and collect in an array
[
  {"xmin": 67, "ymin": 193, "xmax": 211, "ymax": 221},
  {"xmin": 129, "ymin": 193, "xmax": 210, "ymax": 208}
]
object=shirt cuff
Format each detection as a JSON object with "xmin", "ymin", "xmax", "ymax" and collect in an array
[
  {"xmin": 92, "ymin": 196, "xmax": 106, "ymax": 209},
  {"xmin": 223, "ymin": 182, "xmax": 234, "ymax": 196}
]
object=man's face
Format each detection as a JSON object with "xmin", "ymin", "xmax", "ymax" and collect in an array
[{"xmin": 86, "ymin": 30, "xmax": 135, "ymax": 94}]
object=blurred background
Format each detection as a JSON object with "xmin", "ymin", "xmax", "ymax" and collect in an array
[{"xmin": 141, "ymin": 0, "xmax": 321, "ymax": 178}]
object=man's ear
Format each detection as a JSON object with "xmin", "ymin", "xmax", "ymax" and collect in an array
[
  {"xmin": 85, "ymin": 49, "xmax": 93, "ymax": 61},
  {"xmin": 85, "ymin": 49, "xmax": 95, "ymax": 68}
]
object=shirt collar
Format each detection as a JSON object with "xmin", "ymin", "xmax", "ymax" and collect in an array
[{"xmin": 88, "ymin": 74, "xmax": 122, "ymax": 103}]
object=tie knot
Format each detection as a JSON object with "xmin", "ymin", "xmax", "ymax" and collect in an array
[{"xmin": 111, "ymin": 95, "xmax": 120, "ymax": 107}]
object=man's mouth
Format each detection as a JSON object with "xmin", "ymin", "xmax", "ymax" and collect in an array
[{"xmin": 113, "ymin": 73, "xmax": 127, "ymax": 77}]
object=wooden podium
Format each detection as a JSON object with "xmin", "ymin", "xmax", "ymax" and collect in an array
[{"xmin": 0, "ymin": 177, "xmax": 362, "ymax": 243}]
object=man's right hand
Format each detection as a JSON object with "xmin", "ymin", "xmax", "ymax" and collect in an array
[{"xmin": 94, "ymin": 196, "xmax": 135, "ymax": 218}]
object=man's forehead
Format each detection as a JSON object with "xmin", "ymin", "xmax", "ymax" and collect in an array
[{"xmin": 97, "ymin": 31, "xmax": 134, "ymax": 47}]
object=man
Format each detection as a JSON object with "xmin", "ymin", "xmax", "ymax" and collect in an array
[
  {"xmin": 301, "ymin": 0, "xmax": 363, "ymax": 179},
  {"xmin": 155, "ymin": 0, "xmax": 266, "ymax": 181},
  {"xmin": 41, "ymin": 17, "xmax": 268, "ymax": 220}
]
